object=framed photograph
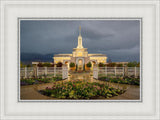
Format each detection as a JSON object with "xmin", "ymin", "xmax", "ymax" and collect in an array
[
  {"xmin": 19, "ymin": 18, "xmax": 141, "ymax": 102},
  {"xmin": 0, "ymin": 0, "xmax": 159, "ymax": 120}
]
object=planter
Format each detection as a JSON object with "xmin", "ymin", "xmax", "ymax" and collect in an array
[
  {"xmin": 85, "ymin": 67, "xmax": 91, "ymax": 71},
  {"xmin": 70, "ymin": 67, "xmax": 75, "ymax": 71}
]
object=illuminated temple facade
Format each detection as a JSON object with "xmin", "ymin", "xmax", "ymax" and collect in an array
[{"xmin": 53, "ymin": 26, "xmax": 107, "ymax": 70}]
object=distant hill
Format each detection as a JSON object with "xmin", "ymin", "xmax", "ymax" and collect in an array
[
  {"xmin": 107, "ymin": 54, "xmax": 140, "ymax": 63},
  {"xmin": 20, "ymin": 53, "xmax": 57, "ymax": 65}
]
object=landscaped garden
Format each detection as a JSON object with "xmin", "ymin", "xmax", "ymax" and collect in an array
[
  {"xmin": 39, "ymin": 80, "xmax": 126, "ymax": 99},
  {"xmin": 20, "ymin": 76, "xmax": 62, "ymax": 86},
  {"xmin": 98, "ymin": 74, "xmax": 140, "ymax": 85}
]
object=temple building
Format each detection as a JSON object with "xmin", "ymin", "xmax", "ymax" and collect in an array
[{"xmin": 53, "ymin": 26, "xmax": 107, "ymax": 71}]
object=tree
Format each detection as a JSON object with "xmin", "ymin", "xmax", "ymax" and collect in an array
[
  {"xmin": 116, "ymin": 64, "xmax": 123, "ymax": 67},
  {"xmin": 107, "ymin": 63, "xmax": 116, "ymax": 67},
  {"xmin": 70, "ymin": 62, "xmax": 75, "ymax": 67},
  {"xmin": 108, "ymin": 59, "xmax": 112, "ymax": 63},
  {"xmin": 27, "ymin": 64, "xmax": 31, "ymax": 67},
  {"xmin": 57, "ymin": 62, "xmax": 63, "ymax": 67},
  {"xmin": 38, "ymin": 62, "xmax": 43, "ymax": 67},
  {"xmin": 20, "ymin": 62, "xmax": 26, "ymax": 68},
  {"xmin": 98, "ymin": 62, "xmax": 105, "ymax": 67},
  {"xmin": 51, "ymin": 63, "xmax": 55, "ymax": 67},
  {"xmin": 127, "ymin": 61, "xmax": 138, "ymax": 67},
  {"xmin": 136, "ymin": 62, "xmax": 140, "ymax": 67},
  {"xmin": 86, "ymin": 62, "xmax": 92, "ymax": 67},
  {"xmin": 43, "ymin": 62, "xmax": 52, "ymax": 67}
]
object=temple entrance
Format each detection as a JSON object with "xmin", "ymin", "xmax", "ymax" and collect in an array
[
  {"xmin": 76, "ymin": 57, "xmax": 84, "ymax": 71},
  {"xmin": 78, "ymin": 59, "xmax": 83, "ymax": 71}
]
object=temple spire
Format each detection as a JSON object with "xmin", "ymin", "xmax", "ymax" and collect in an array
[
  {"xmin": 79, "ymin": 26, "xmax": 81, "ymax": 36},
  {"xmin": 77, "ymin": 26, "xmax": 83, "ymax": 48}
]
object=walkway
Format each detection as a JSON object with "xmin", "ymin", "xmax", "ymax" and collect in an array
[{"xmin": 20, "ymin": 73, "xmax": 140, "ymax": 100}]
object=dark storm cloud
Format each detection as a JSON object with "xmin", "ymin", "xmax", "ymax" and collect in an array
[{"xmin": 20, "ymin": 20, "xmax": 140, "ymax": 62}]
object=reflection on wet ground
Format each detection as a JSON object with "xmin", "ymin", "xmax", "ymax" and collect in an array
[{"xmin": 20, "ymin": 73, "xmax": 140, "ymax": 100}]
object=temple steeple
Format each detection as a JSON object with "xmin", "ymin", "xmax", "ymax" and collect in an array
[
  {"xmin": 77, "ymin": 26, "xmax": 83, "ymax": 48},
  {"xmin": 79, "ymin": 26, "xmax": 81, "ymax": 36}
]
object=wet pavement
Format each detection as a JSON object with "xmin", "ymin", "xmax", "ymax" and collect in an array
[{"xmin": 20, "ymin": 73, "xmax": 140, "ymax": 100}]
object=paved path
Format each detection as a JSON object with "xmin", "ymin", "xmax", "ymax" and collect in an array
[{"xmin": 20, "ymin": 73, "xmax": 140, "ymax": 100}]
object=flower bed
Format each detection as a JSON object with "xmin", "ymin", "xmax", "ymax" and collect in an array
[
  {"xmin": 40, "ymin": 80, "xmax": 126, "ymax": 99},
  {"xmin": 98, "ymin": 76, "xmax": 140, "ymax": 85},
  {"xmin": 20, "ymin": 76, "xmax": 62, "ymax": 86}
]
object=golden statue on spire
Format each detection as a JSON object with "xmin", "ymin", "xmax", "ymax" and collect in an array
[
  {"xmin": 79, "ymin": 26, "xmax": 81, "ymax": 36},
  {"xmin": 77, "ymin": 26, "xmax": 83, "ymax": 48}
]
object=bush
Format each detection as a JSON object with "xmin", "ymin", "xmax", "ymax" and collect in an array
[
  {"xmin": 43, "ymin": 62, "xmax": 52, "ymax": 67},
  {"xmin": 136, "ymin": 62, "xmax": 140, "ymax": 67},
  {"xmin": 127, "ymin": 61, "xmax": 138, "ymax": 67},
  {"xmin": 38, "ymin": 62, "xmax": 43, "ymax": 67},
  {"xmin": 20, "ymin": 77, "xmax": 62, "ymax": 86},
  {"xmin": 70, "ymin": 62, "xmax": 75, "ymax": 67},
  {"xmin": 57, "ymin": 62, "xmax": 63, "ymax": 67},
  {"xmin": 20, "ymin": 62, "xmax": 26, "ymax": 68},
  {"xmin": 98, "ymin": 76, "xmax": 140, "ymax": 86},
  {"xmin": 116, "ymin": 64, "xmax": 123, "ymax": 67},
  {"xmin": 27, "ymin": 64, "xmax": 31, "ymax": 67},
  {"xmin": 51, "ymin": 63, "xmax": 55, "ymax": 67},
  {"xmin": 86, "ymin": 62, "xmax": 92, "ymax": 67},
  {"xmin": 98, "ymin": 62, "xmax": 105, "ymax": 67},
  {"xmin": 107, "ymin": 63, "xmax": 116, "ymax": 67}
]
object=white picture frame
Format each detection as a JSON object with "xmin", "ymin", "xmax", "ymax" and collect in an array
[{"xmin": 0, "ymin": 0, "xmax": 159, "ymax": 119}]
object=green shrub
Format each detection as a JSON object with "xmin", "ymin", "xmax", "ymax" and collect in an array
[
  {"xmin": 98, "ymin": 62, "xmax": 105, "ymax": 67},
  {"xmin": 127, "ymin": 61, "xmax": 138, "ymax": 67},
  {"xmin": 98, "ymin": 76, "xmax": 140, "ymax": 86},
  {"xmin": 38, "ymin": 62, "xmax": 43, "ymax": 67},
  {"xmin": 43, "ymin": 62, "xmax": 52, "ymax": 67},
  {"xmin": 20, "ymin": 76, "xmax": 62, "ymax": 86},
  {"xmin": 70, "ymin": 62, "xmax": 75, "ymax": 67},
  {"xmin": 86, "ymin": 62, "xmax": 92, "ymax": 67},
  {"xmin": 107, "ymin": 63, "xmax": 116, "ymax": 67},
  {"xmin": 116, "ymin": 64, "xmax": 123, "ymax": 67},
  {"xmin": 57, "ymin": 62, "xmax": 63, "ymax": 67},
  {"xmin": 20, "ymin": 62, "xmax": 26, "ymax": 68}
]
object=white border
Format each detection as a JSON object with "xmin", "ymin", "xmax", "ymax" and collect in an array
[{"xmin": 0, "ymin": 0, "xmax": 159, "ymax": 120}]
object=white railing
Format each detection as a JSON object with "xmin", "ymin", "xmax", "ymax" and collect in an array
[
  {"xmin": 20, "ymin": 67, "xmax": 35, "ymax": 78},
  {"xmin": 20, "ymin": 67, "xmax": 68, "ymax": 79},
  {"xmin": 93, "ymin": 67, "xmax": 140, "ymax": 79}
]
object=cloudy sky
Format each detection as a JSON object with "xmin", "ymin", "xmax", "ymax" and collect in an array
[{"xmin": 20, "ymin": 20, "xmax": 140, "ymax": 62}]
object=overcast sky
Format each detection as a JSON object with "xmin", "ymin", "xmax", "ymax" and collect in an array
[{"xmin": 20, "ymin": 20, "xmax": 140, "ymax": 62}]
